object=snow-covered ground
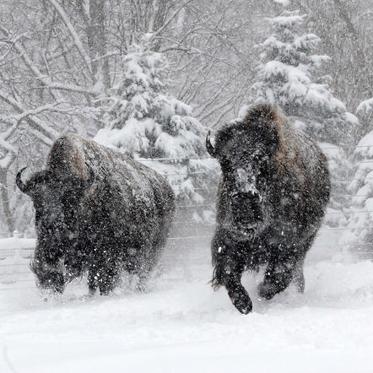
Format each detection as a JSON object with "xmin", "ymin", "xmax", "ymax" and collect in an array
[{"xmin": 1, "ymin": 231, "xmax": 373, "ymax": 373}]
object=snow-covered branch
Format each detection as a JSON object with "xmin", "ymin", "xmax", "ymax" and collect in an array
[
  {"xmin": 0, "ymin": 102, "xmax": 73, "ymax": 124},
  {"xmin": 0, "ymin": 89, "xmax": 59, "ymax": 142},
  {"xmin": 0, "ymin": 26, "xmax": 95, "ymax": 97}
]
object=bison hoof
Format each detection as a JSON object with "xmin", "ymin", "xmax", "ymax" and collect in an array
[
  {"xmin": 257, "ymin": 282, "xmax": 277, "ymax": 300},
  {"xmin": 228, "ymin": 289, "xmax": 253, "ymax": 314}
]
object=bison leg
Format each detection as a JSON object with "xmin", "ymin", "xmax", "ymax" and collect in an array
[
  {"xmin": 291, "ymin": 233, "xmax": 318, "ymax": 293},
  {"xmin": 293, "ymin": 257, "xmax": 305, "ymax": 293},
  {"xmin": 258, "ymin": 231, "xmax": 316, "ymax": 300},
  {"xmin": 98, "ymin": 266, "xmax": 119, "ymax": 295},
  {"xmin": 213, "ymin": 264, "xmax": 252, "ymax": 314},
  {"xmin": 257, "ymin": 253, "xmax": 301, "ymax": 300},
  {"xmin": 225, "ymin": 274, "xmax": 253, "ymax": 314},
  {"xmin": 212, "ymin": 244, "xmax": 252, "ymax": 314},
  {"xmin": 87, "ymin": 269, "xmax": 98, "ymax": 296},
  {"xmin": 88, "ymin": 261, "xmax": 119, "ymax": 296}
]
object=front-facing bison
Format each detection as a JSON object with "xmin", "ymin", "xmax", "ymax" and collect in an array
[
  {"xmin": 16, "ymin": 134, "xmax": 175, "ymax": 295},
  {"xmin": 206, "ymin": 104, "xmax": 330, "ymax": 314}
]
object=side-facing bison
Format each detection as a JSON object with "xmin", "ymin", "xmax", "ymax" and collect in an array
[
  {"xmin": 16, "ymin": 134, "xmax": 175, "ymax": 295},
  {"xmin": 206, "ymin": 104, "xmax": 330, "ymax": 314}
]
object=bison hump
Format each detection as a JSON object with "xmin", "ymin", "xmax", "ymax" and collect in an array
[
  {"xmin": 243, "ymin": 104, "xmax": 285, "ymax": 128},
  {"xmin": 47, "ymin": 134, "xmax": 93, "ymax": 181}
]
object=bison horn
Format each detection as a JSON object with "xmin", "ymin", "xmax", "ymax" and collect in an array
[
  {"xmin": 17, "ymin": 169, "xmax": 51, "ymax": 194},
  {"xmin": 206, "ymin": 130, "xmax": 216, "ymax": 157},
  {"xmin": 16, "ymin": 167, "xmax": 29, "ymax": 194}
]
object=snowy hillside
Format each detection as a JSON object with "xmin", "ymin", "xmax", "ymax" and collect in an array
[{"xmin": 1, "ymin": 234, "xmax": 373, "ymax": 373}]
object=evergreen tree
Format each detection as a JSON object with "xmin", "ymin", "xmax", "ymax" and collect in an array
[
  {"xmin": 250, "ymin": 9, "xmax": 357, "ymax": 232},
  {"xmin": 95, "ymin": 43, "xmax": 206, "ymax": 158},
  {"xmin": 357, "ymin": 98, "xmax": 373, "ymax": 137},
  {"xmin": 251, "ymin": 10, "xmax": 358, "ymax": 146},
  {"xmin": 95, "ymin": 42, "xmax": 218, "ymax": 223}
]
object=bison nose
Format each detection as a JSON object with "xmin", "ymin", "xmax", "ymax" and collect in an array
[
  {"xmin": 235, "ymin": 168, "xmax": 260, "ymax": 196},
  {"xmin": 230, "ymin": 190, "xmax": 264, "ymax": 229}
]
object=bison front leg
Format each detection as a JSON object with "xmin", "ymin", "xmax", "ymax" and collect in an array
[
  {"xmin": 224, "ymin": 272, "xmax": 253, "ymax": 314},
  {"xmin": 88, "ymin": 261, "xmax": 119, "ymax": 296},
  {"xmin": 258, "ymin": 252, "xmax": 302, "ymax": 300},
  {"xmin": 98, "ymin": 266, "xmax": 119, "ymax": 295},
  {"xmin": 87, "ymin": 268, "xmax": 98, "ymax": 295},
  {"xmin": 212, "ymin": 241, "xmax": 252, "ymax": 314}
]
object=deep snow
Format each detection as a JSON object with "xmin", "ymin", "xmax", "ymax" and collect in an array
[{"xmin": 1, "ymin": 231, "xmax": 373, "ymax": 373}]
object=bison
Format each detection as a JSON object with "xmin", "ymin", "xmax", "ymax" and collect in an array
[
  {"xmin": 206, "ymin": 104, "xmax": 330, "ymax": 314},
  {"xmin": 16, "ymin": 134, "xmax": 175, "ymax": 295}
]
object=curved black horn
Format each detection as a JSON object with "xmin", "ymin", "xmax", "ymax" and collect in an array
[
  {"xmin": 16, "ymin": 167, "xmax": 29, "ymax": 194},
  {"xmin": 206, "ymin": 130, "xmax": 216, "ymax": 157}
]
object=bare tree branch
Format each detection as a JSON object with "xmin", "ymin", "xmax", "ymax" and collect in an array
[{"xmin": 46, "ymin": 0, "xmax": 93, "ymax": 75}]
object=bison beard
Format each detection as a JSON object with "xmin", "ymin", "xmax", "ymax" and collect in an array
[
  {"xmin": 16, "ymin": 135, "xmax": 175, "ymax": 295},
  {"xmin": 207, "ymin": 104, "xmax": 330, "ymax": 314}
]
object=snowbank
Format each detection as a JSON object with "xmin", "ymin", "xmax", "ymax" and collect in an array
[{"xmin": 1, "ymin": 236, "xmax": 373, "ymax": 372}]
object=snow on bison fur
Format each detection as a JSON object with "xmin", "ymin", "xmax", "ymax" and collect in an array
[
  {"xmin": 16, "ymin": 134, "xmax": 175, "ymax": 295},
  {"xmin": 206, "ymin": 104, "xmax": 330, "ymax": 314}
]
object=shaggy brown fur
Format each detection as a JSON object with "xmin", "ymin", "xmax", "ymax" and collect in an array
[
  {"xmin": 206, "ymin": 104, "xmax": 330, "ymax": 314},
  {"xmin": 17, "ymin": 134, "xmax": 175, "ymax": 295}
]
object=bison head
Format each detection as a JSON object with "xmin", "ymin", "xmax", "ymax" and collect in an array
[
  {"xmin": 206, "ymin": 110, "xmax": 280, "ymax": 235},
  {"xmin": 16, "ymin": 166, "xmax": 94, "ymax": 292}
]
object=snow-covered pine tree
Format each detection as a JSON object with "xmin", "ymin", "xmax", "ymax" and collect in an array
[
  {"xmin": 357, "ymin": 98, "xmax": 373, "ymax": 136},
  {"xmin": 95, "ymin": 42, "xmax": 218, "ymax": 225},
  {"xmin": 251, "ymin": 9, "xmax": 358, "ymax": 145},
  {"xmin": 250, "ymin": 9, "xmax": 357, "ymax": 231}
]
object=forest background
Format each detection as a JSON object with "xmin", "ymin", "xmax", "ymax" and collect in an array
[{"xmin": 0, "ymin": 0, "xmax": 372, "ymax": 255}]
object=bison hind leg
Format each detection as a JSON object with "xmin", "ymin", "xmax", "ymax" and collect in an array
[{"xmin": 293, "ymin": 258, "xmax": 305, "ymax": 293}]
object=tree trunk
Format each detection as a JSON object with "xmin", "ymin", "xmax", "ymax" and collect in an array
[{"xmin": 85, "ymin": 0, "xmax": 110, "ymax": 89}]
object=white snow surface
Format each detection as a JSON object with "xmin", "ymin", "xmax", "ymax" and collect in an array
[{"xmin": 1, "ymin": 234, "xmax": 373, "ymax": 373}]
